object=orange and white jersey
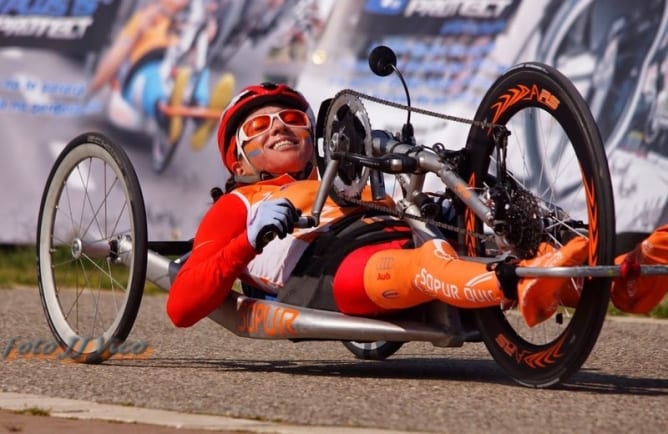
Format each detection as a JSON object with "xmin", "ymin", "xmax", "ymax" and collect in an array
[
  {"xmin": 232, "ymin": 177, "xmax": 393, "ymax": 293},
  {"xmin": 166, "ymin": 174, "xmax": 393, "ymax": 327}
]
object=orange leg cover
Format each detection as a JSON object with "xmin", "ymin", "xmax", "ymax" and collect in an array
[
  {"xmin": 612, "ymin": 224, "xmax": 668, "ymax": 313},
  {"xmin": 363, "ymin": 239, "xmax": 504, "ymax": 310}
]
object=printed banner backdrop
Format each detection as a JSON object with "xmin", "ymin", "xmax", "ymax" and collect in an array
[
  {"xmin": 0, "ymin": 0, "xmax": 666, "ymax": 244},
  {"xmin": 0, "ymin": 0, "xmax": 332, "ymax": 244}
]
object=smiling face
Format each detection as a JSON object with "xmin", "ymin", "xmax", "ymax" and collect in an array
[{"xmin": 232, "ymin": 104, "xmax": 314, "ymax": 178}]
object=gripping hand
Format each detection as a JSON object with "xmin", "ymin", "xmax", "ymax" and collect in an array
[{"xmin": 247, "ymin": 198, "xmax": 301, "ymax": 253}]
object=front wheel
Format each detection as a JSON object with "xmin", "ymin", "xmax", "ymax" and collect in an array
[
  {"xmin": 341, "ymin": 340, "xmax": 404, "ymax": 360},
  {"xmin": 36, "ymin": 132, "xmax": 147, "ymax": 363},
  {"xmin": 463, "ymin": 63, "xmax": 615, "ymax": 388}
]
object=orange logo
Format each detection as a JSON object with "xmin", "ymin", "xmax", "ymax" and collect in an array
[
  {"xmin": 2, "ymin": 337, "xmax": 153, "ymax": 362},
  {"xmin": 238, "ymin": 302, "xmax": 298, "ymax": 337},
  {"xmin": 377, "ymin": 272, "xmax": 391, "ymax": 280},
  {"xmin": 495, "ymin": 333, "xmax": 566, "ymax": 367},
  {"xmin": 583, "ymin": 177, "xmax": 599, "ymax": 265},
  {"xmin": 491, "ymin": 84, "xmax": 560, "ymax": 124},
  {"xmin": 465, "ymin": 173, "xmax": 478, "ymax": 256}
]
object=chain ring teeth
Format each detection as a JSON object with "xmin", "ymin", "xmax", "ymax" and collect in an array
[{"xmin": 323, "ymin": 92, "xmax": 373, "ymax": 199}]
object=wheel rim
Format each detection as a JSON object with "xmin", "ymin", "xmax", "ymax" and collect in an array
[{"xmin": 38, "ymin": 143, "xmax": 142, "ymax": 356}]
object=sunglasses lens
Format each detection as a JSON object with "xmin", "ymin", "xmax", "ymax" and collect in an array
[
  {"xmin": 279, "ymin": 109, "xmax": 309, "ymax": 126},
  {"xmin": 242, "ymin": 115, "xmax": 271, "ymax": 138}
]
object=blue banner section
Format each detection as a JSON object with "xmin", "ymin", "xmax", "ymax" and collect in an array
[{"xmin": 364, "ymin": 0, "xmax": 407, "ymax": 15}]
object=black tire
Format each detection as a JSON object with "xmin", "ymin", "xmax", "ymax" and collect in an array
[
  {"xmin": 463, "ymin": 63, "xmax": 615, "ymax": 387},
  {"xmin": 36, "ymin": 132, "xmax": 148, "ymax": 363},
  {"xmin": 341, "ymin": 340, "xmax": 404, "ymax": 360}
]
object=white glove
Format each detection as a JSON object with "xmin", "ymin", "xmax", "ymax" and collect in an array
[{"xmin": 247, "ymin": 198, "xmax": 300, "ymax": 253}]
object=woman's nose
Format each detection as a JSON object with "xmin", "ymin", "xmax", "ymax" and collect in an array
[{"xmin": 269, "ymin": 117, "xmax": 290, "ymax": 135}]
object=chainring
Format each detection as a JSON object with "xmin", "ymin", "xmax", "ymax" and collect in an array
[{"xmin": 323, "ymin": 92, "xmax": 373, "ymax": 202}]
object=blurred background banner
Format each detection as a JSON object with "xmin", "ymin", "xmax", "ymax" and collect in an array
[
  {"xmin": 1, "ymin": 0, "xmax": 666, "ymax": 244},
  {"xmin": 0, "ymin": 0, "xmax": 122, "ymax": 53}
]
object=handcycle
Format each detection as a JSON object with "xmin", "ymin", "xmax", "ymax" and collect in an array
[{"xmin": 36, "ymin": 45, "xmax": 668, "ymax": 388}]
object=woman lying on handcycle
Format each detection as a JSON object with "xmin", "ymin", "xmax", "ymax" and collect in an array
[{"xmin": 166, "ymin": 82, "xmax": 668, "ymax": 329}]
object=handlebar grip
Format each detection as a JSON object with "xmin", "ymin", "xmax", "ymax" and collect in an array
[
  {"xmin": 296, "ymin": 215, "xmax": 317, "ymax": 228},
  {"xmin": 258, "ymin": 216, "xmax": 318, "ymax": 249},
  {"xmin": 258, "ymin": 226, "xmax": 279, "ymax": 247}
]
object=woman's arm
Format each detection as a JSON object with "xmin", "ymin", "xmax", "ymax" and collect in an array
[{"xmin": 166, "ymin": 193, "xmax": 256, "ymax": 327}]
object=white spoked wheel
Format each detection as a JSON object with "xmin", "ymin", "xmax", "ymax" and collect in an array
[{"xmin": 36, "ymin": 132, "xmax": 147, "ymax": 363}]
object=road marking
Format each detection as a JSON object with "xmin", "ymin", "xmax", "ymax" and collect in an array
[{"xmin": 0, "ymin": 392, "xmax": 413, "ymax": 434}]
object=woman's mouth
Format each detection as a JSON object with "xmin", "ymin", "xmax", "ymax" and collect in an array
[{"xmin": 269, "ymin": 139, "xmax": 298, "ymax": 151}]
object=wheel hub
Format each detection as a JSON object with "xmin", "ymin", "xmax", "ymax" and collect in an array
[{"xmin": 71, "ymin": 238, "xmax": 83, "ymax": 260}]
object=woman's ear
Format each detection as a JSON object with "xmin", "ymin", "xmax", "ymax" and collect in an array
[{"xmin": 231, "ymin": 160, "xmax": 246, "ymax": 175}]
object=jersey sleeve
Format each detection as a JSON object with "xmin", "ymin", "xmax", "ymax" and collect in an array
[{"xmin": 166, "ymin": 193, "xmax": 256, "ymax": 327}]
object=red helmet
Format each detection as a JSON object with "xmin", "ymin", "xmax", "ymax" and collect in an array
[{"xmin": 217, "ymin": 82, "xmax": 314, "ymax": 173}]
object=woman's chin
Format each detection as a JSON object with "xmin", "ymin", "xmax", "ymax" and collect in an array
[{"xmin": 267, "ymin": 160, "xmax": 309, "ymax": 174}]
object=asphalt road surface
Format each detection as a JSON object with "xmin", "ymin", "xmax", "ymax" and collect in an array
[{"xmin": 1, "ymin": 287, "xmax": 666, "ymax": 433}]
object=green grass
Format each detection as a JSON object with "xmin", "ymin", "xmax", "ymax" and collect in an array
[
  {"xmin": 0, "ymin": 245, "xmax": 40, "ymax": 287},
  {"xmin": 651, "ymin": 302, "xmax": 668, "ymax": 318},
  {"xmin": 2, "ymin": 244, "xmax": 666, "ymax": 318},
  {"xmin": 0, "ymin": 244, "xmax": 164, "ymax": 294},
  {"xmin": 15, "ymin": 407, "xmax": 50, "ymax": 417}
]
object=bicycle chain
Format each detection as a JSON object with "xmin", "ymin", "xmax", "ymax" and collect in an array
[
  {"xmin": 328, "ymin": 89, "xmax": 497, "ymax": 242},
  {"xmin": 336, "ymin": 89, "xmax": 503, "ymax": 130},
  {"xmin": 343, "ymin": 194, "xmax": 493, "ymax": 241}
]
